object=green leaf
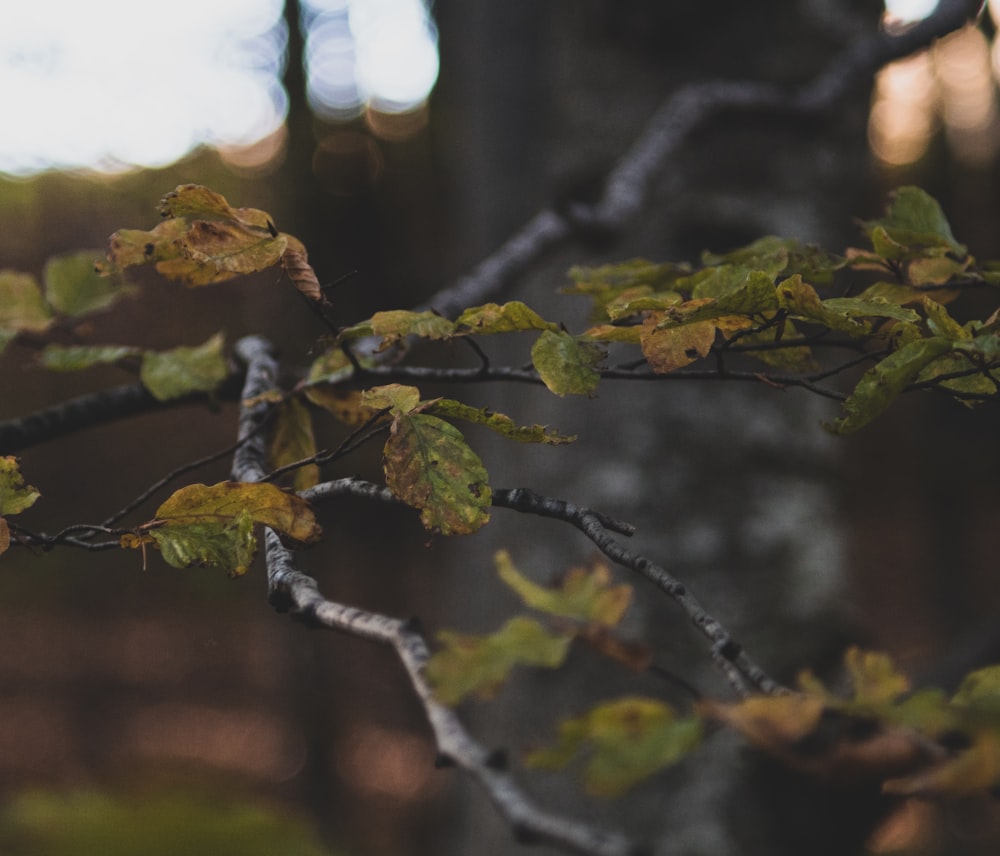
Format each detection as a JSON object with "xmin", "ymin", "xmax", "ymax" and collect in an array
[
  {"xmin": 426, "ymin": 399, "xmax": 575, "ymax": 444},
  {"xmin": 531, "ymin": 329, "xmax": 604, "ymax": 396},
  {"xmin": 0, "ymin": 270, "xmax": 53, "ymax": 333},
  {"xmin": 922, "ymin": 297, "xmax": 968, "ymax": 340},
  {"xmin": 151, "ymin": 509, "xmax": 256, "ymax": 577},
  {"xmin": 338, "ymin": 310, "xmax": 456, "ymax": 350},
  {"xmin": 777, "ymin": 275, "xmax": 872, "ymax": 335},
  {"xmin": 565, "ymin": 260, "xmax": 692, "ymax": 320},
  {"xmin": 269, "ymin": 398, "xmax": 320, "ymax": 491},
  {"xmin": 455, "ymin": 301, "xmax": 558, "ymax": 335},
  {"xmin": 140, "ymin": 333, "xmax": 228, "ymax": 401},
  {"xmin": 0, "ymin": 457, "xmax": 40, "ymax": 515},
  {"xmin": 703, "ymin": 236, "xmax": 843, "ymax": 284},
  {"xmin": 953, "ymin": 666, "xmax": 1000, "ymax": 711},
  {"xmin": 495, "ymin": 550, "xmax": 632, "ymax": 626},
  {"xmin": 373, "ymin": 310, "xmax": 456, "ymax": 342},
  {"xmin": 604, "ymin": 290, "xmax": 683, "ymax": 322},
  {"xmin": 658, "ymin": 270, "xmax": 779, "ymax": 327},
  {"xmin": 44, "ymin": 251, "xmax": 130, "ymax": 317},
  {"xmin": 383, "ymin": 413, "xmax": 491, "ymax": 535},
  {"xmin": 684, "ymin": 264, "xmax": 763, "ymax": 300},
  {"xmin": 305, "ymin": 346, "xmax": 353, "ymax": 384},
  {"xmin": 40, "ymin": 344, "xmax": 141, "ymax": 371},
  {"xmin": 831, "ymin": 337, "xmax": 955, "ymax": 434},
  {"xmin": 820, "ymin": 296, "xmax": 920, "ymax": 325},
  {"xmin": 427, "ymin": 616, "xmax": 572, "ymax": 703},
  {"xmin": 861, "ymin": 186, "xmax": 966, "ymax": 255},
  {"xmin": 526, "ymin": 697, "xmax": 703, "ymax": 797}
]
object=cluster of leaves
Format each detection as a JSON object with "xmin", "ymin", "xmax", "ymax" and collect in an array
[
  {"xmin": 318, "ymin": 186, "xmax": 1000, "ymax": 434},
  {"xmin": 426, "ymin": 559, "xmax": 1000, "ymax": 801}
]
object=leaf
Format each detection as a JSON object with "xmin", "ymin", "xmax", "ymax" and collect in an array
[
  {"xmin": 151, "ymin": 509, "xmax": 257, "ymax": 577},
  {"xmin": 703, "ymin": 236, "xmax": 843, "ymax": 284},
  {"xmin": 44, "ymin": 251, "xmax": 130, "ymax": 317},
  {"xmin": 373, "ymin": 310, "xmax": 456, "ymax": 342},
  {"xmin": 921, "ymin": 297, "xmax": 968, "ymax": 340},
  {"xmin": 582, "ymin": 324, "xmax": 642, "ymax": 345},
  {"xmin": 305, "ymin": 346, "xmax": 353, "ymax": 384},
  {"xmin": 425, "ymin": 400, "xmax": 575, "ymax": 444},
  {"xmin": 861, "ymin": 186, "xmax": 966, "ymax": 255},
  {"xmin": 884, "ymin": 730, "xmax": 1000, "ymax": 796},
  {"xmin": 427, "ymin": 616, "xmax": 571, "ymax": 703},
  {"xmin": 703, "ymin": 694, "xmax": 826, "ymax": 750},
  {"xmin": 526, "ymin": 697, "xmax": 702, "ymax": 797},
  {"xmin": 830, "ymin": 337, "xmax": 955, "ymax": 434},
  {"xmin": 361, "ymin": 384, "xmax": 422, "ymax": 416},
  {"xmin": 340, "ymin": 310, "xmax": 456, "ymax": 350},
  {"xmin": 0, "ymin": 270, "xmax": 53, "ymax": 333},
  {"xmin": 281, "ymin": 248, "xmax": 327, "ymax": 304},
  {"xmin": 531, "ymin": 329, "xmax": 604, "ymax": 396},
  {"xmin": 0, "ymin": 457, "xmax": 40, "ymax": 515},
  {"xmin": 454, "ymin": 301, "xmax": 557, "ymax": 335},
  {"xmin": 655, "ymin": 270, "xmax": 779, "ymax": 328},
  {"xmin": 495, "ymin": 550, "xmax": 632, "ymax": 627},
  {"xmin": 0, "ymin": 518, "xmax": 9, "ymax": 556},
  {"xmin": 603, "ymin": 290, "xmax": 683, "ymax": 322},
  {"xmin": 566, "ymin": 260, "xmax": 692, "ymax": 322},
  {"xmin": 156, "ymin": 221, "xmax": 288, "ymax": 286},
  {"xmin": 157, "ymin": 183, "xmax": 274, "ymax": 229},
  {"xmin": 952, "ymin": 665, "xmax": 1000, "ymax": 711},
  {"xmin": 105, "ymin": 185, "xmax": 292, "ymax": 287},
  {"xmin": 305, "ymin": 387, "xmax": 382, "ymax": 426},
  {"xmin": 845, "ymin": 647, "xmax": 911, "ymax": 705},
  {"xmin": 776, "ymin": 275, "xmax": 871, "ymax": 335},
  {"xmin": 738, "ymin": 321, "xmax": 818, "ymax": 372},
  {"xmin": 640, "ymin": 316, "xmax": 716, "ymax": 373},
  {"xmin": 821, "ymin": 297, "xmax": 920, "ymax": 325},
  {"xmin": 140, "ymin": 333, "xmax": 229, "ymax": 401},
  {"xmin": 269, "ymin": 398, "xmax": 320, "ymax": 491},
  {"xmin": 135, "ymin": 481, "xmax": 321, "ymax": 576},
  {"xmin": 40, "ymin": 344, "xmax": 141, "ymax": 371},
  {"xmin": 154, "ymin": 481, "xmax": 322, "ymax": 545},
  {"xmin": 383, "ymin": 413, "xmax": 491, "ymax": 535}
]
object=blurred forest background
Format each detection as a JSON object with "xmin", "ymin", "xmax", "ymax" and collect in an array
[{"xmin": 2, "ymin": 1, "xmax": 1000, "ymax": 855}]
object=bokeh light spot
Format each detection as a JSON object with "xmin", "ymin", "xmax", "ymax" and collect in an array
[{"xmin": 0, "ymin": 0, "xmax": 288, "ymax": 176}]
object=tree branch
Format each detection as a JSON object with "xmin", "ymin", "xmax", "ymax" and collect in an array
[
  {"xmin": 231, "ymin": 338, "xmax": 641, "ymax": 856},
  {"xmin": 418, "ymin": 0, "xmax": 981, "ymax": 317}
]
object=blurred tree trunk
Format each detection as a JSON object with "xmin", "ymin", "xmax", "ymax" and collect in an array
[{"xmin": 432, "ymin": 2, "xmax": 880, "ymax": 854}]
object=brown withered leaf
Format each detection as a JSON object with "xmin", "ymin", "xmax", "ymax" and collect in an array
[{"xmin": 282, "ymin": 248, "xmax": 328, "ymax": 304}]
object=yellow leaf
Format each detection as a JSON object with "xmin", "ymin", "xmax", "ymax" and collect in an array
[
  {"xmin": 640, "ymin": 316, "xmax": 716, "ymax": 372},
  {"xmin": 269, "ymin": 398, "xmax": 320, "ymax": 491},
  {"xmin": 155, "ymin": 481, "xmax": 321, "ymax": 544}
]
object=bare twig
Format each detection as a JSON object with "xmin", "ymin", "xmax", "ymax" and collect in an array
[{"xmin": 299, "ymin": 477, "xmax": 778, "ymax": 697}]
